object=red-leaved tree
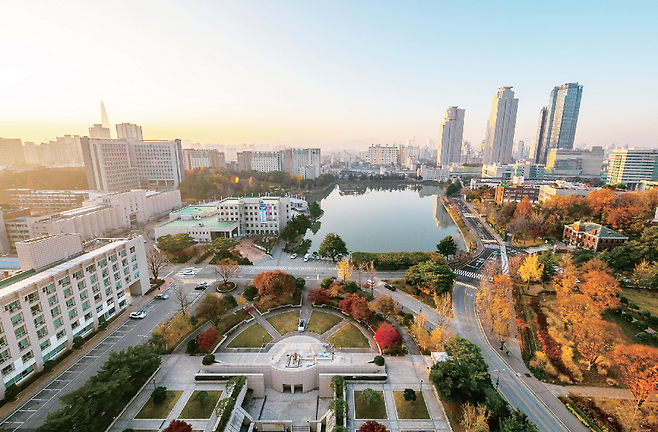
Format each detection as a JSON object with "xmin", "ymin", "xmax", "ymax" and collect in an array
[
  {"xmin": 340, "ymin": 293, "xmax": 370, "ymax": 321},
  {"xmin": 163, "ymin": 420, "xmax": 193, "ymax": 432},
  {"xmin": 358, "ymin": 420, "xmax": 386, "ymax": 432},
  {"xmin": 197, "ymin": 328, "xmax": 218, "ymax": 351},
  {"xmin": 374, "ymin": 322, "xmax": 400, "ymax": 348},
  {"xmin": 307, "ymin": 288, "xmax": 329, "ymax": 305},
  {"xmin": 253, "ymin": 270, "xmax": 296, "ymax": 299}
]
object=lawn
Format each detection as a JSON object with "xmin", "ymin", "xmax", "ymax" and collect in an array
[
  {"xmin": 266, "ymin": 311, "xmax": 300, "ymax": 335},
  {"xmin": 307, "ymin": 311, "xmax": 343, "ymax": 335},
  {"xmin": 354, "ymin": 390, "xmax": 387, "ymax": 419},
  {"xmin": 227, "ymin": 323, "xmax": 273, "ymax": 348},
  {"xmin": 327, "ymin": 324, "xmax": 370, "ymax": 349},
  {"xmin": 622, "ymin": 288, "xmax": 658, "ymax": 316},
  {"xmin": 256, "ymin": 292, "xmax": 302, "ymax": 313},
  {"xmin": 178, "ymin": 390, "xmax": 222, "ymax": 419},
  {"xmin": 393, "ymin": 391, "xmax": 430, "ymax": 419},
  {"xmin": 442, "ymin": 401, "xmax": 465, "ymax": 432},
  {"xmin": 135, "ymin": 390, "xmax": 183, "ymax": 419}
]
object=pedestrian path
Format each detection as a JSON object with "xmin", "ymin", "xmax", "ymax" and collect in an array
[{"xmin": 453, "ymin": 268, "xmax": 487, "ymax": 280}]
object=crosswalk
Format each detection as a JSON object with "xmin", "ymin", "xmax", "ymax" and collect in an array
[
  {"xmin": 453, "ymin": 268, "xmax": 487, "ymax": 281},
  {"xmin": 483, "ymin": 243, "xmax": 500, "ymax": 249}
]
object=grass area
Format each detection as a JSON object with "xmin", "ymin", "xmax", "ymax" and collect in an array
[
  {"xmin": 217, "ymin": 282, "xmax": 236, "ymax": 292},
  {"xmin": 227, "ymin": 323, "xmax": 273, "ymax": 348},
  {"xmin": 327, "ymin": 324, "xmax": 370, "ymax": 349},
  {"xmin": 256, "ymin": 292, "xmax": 301, "ymax": 313},
  {"xmin": 512, "ymin": 237, "xmax": 545, "ymax": 248},
  {"xmin": 216, "ymin": 310, "xmax": 250, "ymax": 337},
  {"xmin": 604, "ymin": 310, "xmax": 658, "ymax": 347},
  {"xmin": 307, "ymin": 311, "xmax": 343, "ymax": 334},
  {"xmin": 393, "ymin": 391, "xmax": 430, "ymax": 419},
  {"xmin": 178, "ymin": 390, "xmax": 222, "ymax": 419},
  {"xmin": 442, "ymin": 401, "xmax": 465, "ymax": 432},
  {"xmin": 387, "ymin": 279, "xmax": 436, "ymax": 309},
  {"xmin": 622, "ymin": 288, "xmax": 658, "ymax": 316},
  {"xmin": 135, "ymin": 390, "xmax": 183, "ymax": 419},
  {"xmin": 266, "ymin": 311, "xmax": 300, "ymax": 335},
  {"xmin": 354, "ymin": 390, "xmax": 388, "ymax": 419}
]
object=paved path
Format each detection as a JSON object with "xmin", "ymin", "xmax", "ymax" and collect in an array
[{"xmin": 545, "ymin": 384, "xmax": 658, "ymax": 401}]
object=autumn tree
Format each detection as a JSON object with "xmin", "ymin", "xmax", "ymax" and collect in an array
[
  {"xmin": 586, "ymin": 188, "xmax": 617, "ymax": 223},
  {"xmin": 197, "ymin": 328, "xmax": 219, "ymax": 351},
  {"xmin": 340, "ymin": 294, "xmax": 370, "ymax": 320},
  {"xmin": 207, "ymin": 237, "xmax": 237, "ymax": 259},
  {"xmin": 410, "ymin": 313, "xmax": 433, "ymax": 352},
  {"xmin": 374, "ymin": 322, "xmax": 400, "ymax": 348},
  {"xmin": 172, "ymin": 284, "xmax": 189, "ymax": 316},
  {"xmin": 215, "ymin": 258, "xmax": 240, "ymax": 286},
  {"xmin": 507, "ymin": 254, "xmax": 527, "ymax": 280},
  {"xmin": 336, "ymin": 257, "xmax": 354, "ymax": 281},
  {"xmin": 163, "ymin": 420, "xmax": 193, "ymax": 432},
  {"xmin": 518, "ymin": 254, "xmax": 544, "ymax": 289},
  {"xmin": 632, "ymin": 259, "xmax": 658, "ymax": 289},
  {"xmin": 357, "ymin": 421, "xmax": 386, "ymax": 432},
  {"xmin": 318, "ymin": 233, "xmax": 349, "ymax": 261},
  {"xmin": 253, "ymin": 270, "xmax": 296, "ymax": 299},
  {"xmin": 197, "ymin": 293, "xmax": 229, "ymax": 329},
  {"xmin": 367, "ymin": 261, "xmax": 377, "ymax": 285},
  {"xmin": 476, "ymin": 275, "xmax": 514, "ymax": 349},
  {"xmin": 461, "ymin": 403, "xmax": 490, "ymax": 432},
  {"xmin": 372, "ymin": 295, "xmax": 396, "ymax": 319},
  {"xmin": 579, "ymin": 269, "xmax": 621, "ymax": 312},
  {"xmin": 146, "ymin": 248, "xmax": 169, "ymax": 280},
  {"xmin": 307, "ymin": 288, "xmax": 329, "ymax": 305},
  {"xmin": 612, "ymin": 344, "xmax": 658, "ymax": 429},
  {"xmin": 354, "ymin": 262, "xmax": 367, "ymax": 288},
  {"xmin": 572, "ymin": 319, "xmax": 619, "ymax": 371}
]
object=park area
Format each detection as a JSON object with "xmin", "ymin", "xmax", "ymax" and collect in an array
[
  {"xmin": 307, "ymin": 310, "xmax": 343, "ymax": 334},
  {"xmin": 327, "ymin": 324, "xmax": 370, "ymax": 349},
  {"xmin": 227, "ymin": 323, "xmax": 273, "ymax": 348},
  {"xmin": 266, "ymin": 311, "xmax": 300, "ymax": 335}
]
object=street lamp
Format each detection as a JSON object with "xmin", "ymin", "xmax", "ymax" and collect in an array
[
  {"xmin": 493, "ymin": 370, "xmax": 500, "ymax": 389},
  {"xmin": 420, "ymin": 379, "xmax": 423, "ymax": 391}
]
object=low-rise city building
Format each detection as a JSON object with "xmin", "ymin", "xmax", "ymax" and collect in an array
[
  {"xmin": 538, "ymin": 183, "xmax": 598, "ymax": 203},
  {"xmin": 607, "ymin": 149, "xmax": 658, "ymax": 188},
  {"xmin": 494, "ymin": 184, "xmax": 540, "ymax": 204},
  {"xmin": 562, "ymin": 221, "xmax": 628, "ymax": 252}
]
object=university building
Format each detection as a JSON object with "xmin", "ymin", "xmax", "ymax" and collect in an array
[{"xmin": 562, "ymin": 221, "xmax": 628, "ymax": 252}]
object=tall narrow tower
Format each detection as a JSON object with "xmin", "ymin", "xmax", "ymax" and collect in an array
[
  {"xmin": 437, "ymin": 106, "xmax": 465, "ymax": 166},
  {"xmin": 532, "ymin": 83, "xmax": 583, "ymax": 165},
  {"xmin": 100, "ymin": 101, "xmax": 111, "ymax": 137},
  {"xmin": 482, "ymin": 87, "xmax": 518, "ymax": 165}
]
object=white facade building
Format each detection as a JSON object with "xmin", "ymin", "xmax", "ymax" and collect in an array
[
  {"xmin": 0, "ymin": 235, "xmax": 148, "ymax": 398},
  {"xmin": 183, "ymin": 149, "xmax": 225, "ymax": 170},
  {"xmin": 482, "ymin": 87, "xmax": 519, "ymax": 165},
  {"xmin": 88, "ymin": 124, "xmax": 111, "ymax": 140},
  {"xmin": 367, "ymin": 145, "xmax": 398, "ymax": 166},
  {"xmin": 437, "ymin": 106, "xmax": 465, "ymax": 167},
  {"xmin": 284, "ymin": 149, "xmax": 321, "ymax": 179},
  {"xmin": 607, "ymin": 149, "xmax": 658, "ymax": 187},
  {"xmin": 116, "ymin": 123, "xmax": 143, "ymax": 141}
]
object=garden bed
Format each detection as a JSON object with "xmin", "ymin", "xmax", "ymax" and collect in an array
[
  {"xmin": 354, "ymin": 390, "xmax": 387, "ymax": 419},
  {"xmin": 135, "ymin": 390, "xmax": 183, "ymax": 419},
  {"xmin": 178, "ymin": 390, "xmax": 223, "ymax": 419},
  {"xmin": 393, "ymin": 390, "xmax": 430, "ymax": 419}
]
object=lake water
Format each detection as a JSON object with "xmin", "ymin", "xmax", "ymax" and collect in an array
[{"xmin": 305, "ymin": 184, "xmax": 465, "ymax": 254}]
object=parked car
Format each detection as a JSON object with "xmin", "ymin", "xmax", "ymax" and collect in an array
[
  {"xmin": 130, "ymin": 311, "xmax": 146, "ymax": 319},
  {"xmin": 290, "ymin": 253, "xmax": 298, "ymax": 259},
  {"xmin": 384, "ymin": 283, "xmax": 396, "ymax": 291},
  {"xmin": 181, "ymin": 269, "xmax": 195, "ymax": 276},
  {"xmin": 303, "ymin": 253, "xmax": 311, "ymax": 262},
  {"xmin": 298, "ymin": 319, "xmax": 306, "ymax": 332},
  {"xmin": 195, "ymin": 283, "xmax": 208, "ymax": 290},
  {"xmin": 155, "ymin": 293, "xmax": 169, "ymax": 300}
]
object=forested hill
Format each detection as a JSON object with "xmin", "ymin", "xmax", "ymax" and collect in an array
[{"xmin": 0, "ymin": 167, "xmax": 88, "ymax": 201}]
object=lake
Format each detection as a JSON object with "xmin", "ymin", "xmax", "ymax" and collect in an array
[{"xmin": 305, "ymin": 184, "xmax": 465, "ymax": 254}]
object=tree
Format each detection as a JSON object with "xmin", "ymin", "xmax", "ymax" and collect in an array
[
  {"xmin": 340, "ymin": 293, "xmax": 370, "ymax": 320},
  {"xmin": 216, "ymin": 258, "xmax": 240, "ymax": 285},
  {"xmin": 374, "ymin": 322, "xmax": 400, "ymax": 348},
  {"xmin": 243, "ymin": 285, "xmax": 258, "ymax": 300},
  {"xmin": 429, "ymin": 336, "xmax": 492, "ymax": 402},
  {"xmin": 336, "ymin": 257, "xmax": 354, "ymax": 281},
  {"xmin": 537, "ymin": 249, "xmax": 558, "ymax": 282},
  {"xmin": 404, "ymin": 261, "xmax": 455, "ymax": 295},
  {"xmin": 499, "ymin": 410, "xmax": 538, "ymax": 432},
  {"xmin": 579, "ymin": 269, "xmax": 621, "ymax": 312},
  {"xmin": 172, "ymin": 285, "xmax": 190, "ymax": 316},
  {"xmin": 354, "ymin": 262, "xmax": 367, "ymax": 288},
  {"xmin": 518, "ymin": 254, "xmax": 544, "ymax": 289},
  {"xmin": 360, "ymin": 388, "xmax": 381, "ymax": 405},
  {"xmin": 197, "ymin": 294, "xmax": 229, "ymax": 329},
  {"xmin": 586, "ymin": 188, "xmax": 617, "ymax": 223},
  {"xmin": 318, "ymin": 233, "xmax": 349, "ymax": 261},
  {"xmin": 632, "ymin": 259, "xmax": 658, "ymax": 289},
  {"xmin": 357, "ymin": 421, "xmax": 386, "ymax": 432},
  {"xmin": 146, "ymin": 248, "xmax": 169, "ymax": 280},
  {"xmin": 572, "ymin": 319, "xmax": 619, "ymax": 370},
  {"xmin": 410, "ymin": 313, "xmax": 433, "ymax": 352},
  {"xmin": 367, "ymin": 261, "xmax": 377, "ymax": 286},
  {"xmin": 253, "ymin": 270, "xmax": 296, "ymax": 299},
  {"xmin": 152, "ymin": 386, "xmax": 168, "ymax": 404},
  {"xmin": 403, "ymin": 388, "xmax": 417, "ymax": 402},
  {"xmin": 437, "ymin": 235, "xmax": 458, "ymax": 259},
  {"xmin": 372, "ymin": 295, "xmax": 396, "ymax": 319},
  {"xmin": 157, "ymin": 233, "xmax": 195, "ymax": 254},
  {"xmin": 163, "ymin": 420, "xmax": 193, "ymax": 432},
  {"xmin": 476, "ymin": 275, "xmax": 514, "ymax": 349},
  {"xmin": 207, "ymin": 237, "xmax": 237, "ymax": 258},
  {"xmin": 309, "ymin": 201, "xmax": 322, "ymax": 218},
  {"xmin": 307, "ymin": 288, "xmax": 329, "ymax": 305},
  {"xmin": 612, "ymin": 344, "xmax": 658, "ymax": 407},
  {"xmin": 329, "ymin": 398, "xmax": 348, "ymax": 419},
  {"xmin": 197, "ymin": 328, "xmax": 219, "ymax": 351},
  {"xmin": 461, "ymin": 403, "xmax": 490, "ymax": 432}
]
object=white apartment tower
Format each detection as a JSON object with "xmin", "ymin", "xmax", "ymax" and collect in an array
[
  {"xmin": 482, "ymin": 87, "xmax": 519, "ymax": 165},
  {"xmin": 367, "ymin": 145, "xmax": 398, "ymax": 166},
  {"xmin": 88, "ymin": 125, "xmax": 111, "ymax": 140},
  {"xmin": 116, "ymin": 123, "xmax": 143, "ymax": 141},
  {"xmin": 437, "ymin": 106, "xmax": 465, "ymax": 166}
]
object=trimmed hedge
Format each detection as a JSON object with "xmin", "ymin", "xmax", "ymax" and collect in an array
[{"xmin": 351, "ymin": 251, "xmax": 444, "ymax": 270}]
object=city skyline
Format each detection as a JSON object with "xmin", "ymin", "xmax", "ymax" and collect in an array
[{"xmin": 1, "ymin": 1, "xmax": 657, "ymax": 149}]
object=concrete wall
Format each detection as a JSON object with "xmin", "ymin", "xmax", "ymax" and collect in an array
[{"xmin": 16, "ymin": 234, "xmax": 83, "ymax": 271}]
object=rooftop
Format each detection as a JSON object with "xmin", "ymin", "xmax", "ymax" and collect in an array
[
  {"xmin": 570, "ymin": 221, "xmax": 628, "ymax": 239},
  {"xmin": 159, "ymin": 216, "xmax": 237, "ymax": 230},
  {"xmin": 173, "ymin": 205, "xmax": 218, "ymax": 215}
]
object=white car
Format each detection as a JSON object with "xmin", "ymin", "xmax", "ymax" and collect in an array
[
  {"xmin": 298, "ymin": 319, "xmax": 306, "ymax": 332},
  {"xmin": 181, "ymin": 270, "xmax": 195, "ymax": 276},
  {"xmin": 155, "ymin": 293, "xmax": 169, "ymax": 300},
  {"xmin": 290, "ymin": 253, "xmax": 298, "ymax": 259},
  {"xmin": 303, "ymin": 253, "xmax": 311, "ymax": 262},
  {"xmin": 130, "ymin": 311, "xmax": 146, "ymax": 319}
]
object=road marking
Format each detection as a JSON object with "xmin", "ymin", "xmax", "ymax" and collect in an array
[{"xmin": 463, "ymin": 289, "xmax": 468, "ymax": 324}]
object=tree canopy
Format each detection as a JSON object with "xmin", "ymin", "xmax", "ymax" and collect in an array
[
  {"xmin": 157, "ymin": 233, "xmax": 195, "ymax": 254},
  {"xmin": 253, "ymin": 270, "xmax": 296, "ymax": 299},
  {"xmin": 318, "ymin": 233, "xmax": 349, "ymax": 261},
  {"xmin": 197, "ymin": 293, "xmax": 230, "ymax": 329},
  {"xmin": 405, "ymin": 260, "xmax": 455, "ymax": 295},
  {"xmin": 437, "ymin": 235, "xmax": 458, "ymax": 258}
]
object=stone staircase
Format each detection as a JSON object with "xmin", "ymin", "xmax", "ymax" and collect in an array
[{"xmin": 292, "ymin": 423, "xmax": 311, "ymax": 432}]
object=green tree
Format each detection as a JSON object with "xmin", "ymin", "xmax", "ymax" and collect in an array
[
  {"xmin": 446, "ymin": 179, "xmax": 463, "ymax": 196},
  {"xmin": 499, "ymin": 410, "xmax": 539, "ymax": 432},
  {"xmin": 405, "ymin": 261, "xmax": 455, "ymax": 295},
  {"xmin": 309, "ymin": 201, "xmax": 322, "ymax": 218},
  {"xmin": 403, "ymin": 388, "xmax": 417, "ymax": 402},
  {"xmin": 437, "ymin": 235, "xmax": 458, "ymax": 259},
  {"xmin": 537, "ymin": 249, "xmax": 558, "ymax": 282},
  {"xmin": 429, "ymin": 336, "xmax": 492, "ymax": 402},
  {"xmin": 318, "ymin": 233, "xmax": 349, "ymax": 261},
  {"xmin": 197, "ymin": 294, "xmax": 229, "ymax": 329},
  {"xmin": 330, "ymin": 398, "xmax": 348, "ymax": 419},
  {"xmin": 360, "ymin": 388, "xmax": 381, "ymax": 405},
  {"xmin": 207, "ymin": 237, "xmax": 237, "ymax": 259},
  {"xmin": 157, "ymin": 233, "xmax": 195, "ymax": 254}
]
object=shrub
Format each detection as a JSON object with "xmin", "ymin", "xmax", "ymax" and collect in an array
[
  {"xmin": 202, "ymin": 354, "xmax": 216, "ymax": 365},
  {"xmin": 343, "ymin": 280, "xmax": 358, "ymax": 293},
  {"xmin": 403, "ymin": 388, "xmax": 417, "ymax": 402},
  {"xmin": 647, "ymin": 315, "xmax": 658, "ymax": 326},
  {"xmin": 243, "ymin": 285, "xmax": 258, "ymax": 300},
  {"xmin": 627, "ymin": 302, "xmax": 638, "ymax": 310},
  {"xmin": 403, "ymin": 312, "xmax": 414, "ymax": 326},
  {"xmin": 332, "ymin": 426, "xmax": 347, "ymax": 432},
  {"xmin": 223, "ymin": 294, "xmax": 237, "ymax": 308},
  {"xmin": 374, "ymin": 323, "xmax": 400, "ymax": 348},
  {"xmin": 186, "ymin": 338, "xmax": 198, "ymax": 354},
  {"xmin": 619, "ymin": 295, "xmax": 628, "ymax": 304},
  {"xmin": 373, "ymin": 355, "xmax": 385, "ymax": 366},
  {"xmin": 3, "ymin": 384, "xmax": 19, "ymax": 401},
  {"xmin": 331, "ymin": 375, "xmax": 345, "ymax": 396},
  {"xmin": 321, "ymin": 276, "xmax": 336, "ymax": 289},
  {"xmin": 189, "ymin": 316, "xmax": 199, "ymax": 326},
  {"xmin": 636, "ymin": 320, "xmax": 648, "ymax": 330},
  {"xmin": 152, "ymin": 386, "xmax": 168, "ymax": 404},
  {"xmin": 197, "ymin": 328, "xmax": 219, "ymax": 351},
  {"xmin": 638, "ymin": 309, "xmax": 651, "ymax": 318},
  {"xmin": 636, "ymin": 332, "xmax": 650, "ymax": 342},
  {"xmin": 72, "ymin": 336, "xmax": 84, "ymax": 349}
]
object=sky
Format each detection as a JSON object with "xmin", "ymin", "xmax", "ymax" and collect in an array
[{"xmin": 1, "ymin": 1, "xmax": 656, "ymax": 150}]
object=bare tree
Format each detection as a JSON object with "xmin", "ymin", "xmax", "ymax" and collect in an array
[
  {"xmin": 215, "ymin": 258, "xmax": 240, "ymax": 286},
  {"xmin": 146, "ymin": 248, "xmax": 169, "ymax": 281},
  {"xmin": 354, "ymin": 262, "xmax": 367, "ymax": 288},
  {"xmin": 172, "ymin": 284, "xmax": 189, "ymax": 316},
  {"xmin": 367, "ymin": 261, "xmax": 377, "ymax": 289}
]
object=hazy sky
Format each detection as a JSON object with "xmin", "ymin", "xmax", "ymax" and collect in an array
[{"xmin": 1, "ymin": 1, "xmax": 656, "ymax": 149}]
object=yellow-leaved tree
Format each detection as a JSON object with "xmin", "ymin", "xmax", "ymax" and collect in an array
[
  {"xmin": 336, "ymin": 257, "xmax": 354, "ymax": 281},
  {"xmin": 518, "ymin": 253, "xmax": 544, "ymax": 289}
]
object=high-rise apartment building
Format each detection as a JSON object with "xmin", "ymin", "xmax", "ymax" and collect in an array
[
  {"xmin": 88, "ymin": 124, "xmax": 111, "ymax": 140},
  {"xmin": 183, "ymin": 149, "xmax": 225, "ymax": 170},
  {"xmin": 367, "ymin": 145, "xmax": 398, "ymax": 166},
  {"xmin": 0, "ymin": 139, "xmax": 26, "ymax": 167},
  {"xmin": 116, "ymin": 123, "xmax": 143, "ymax": 141},
  {"xmin": 437, "ymin": 106, "xmax": 465, "ymax": 166},
  {"xmin": 607, "ymin": 149, "xmax": 658, "ymax": 187},
  {"xmin": 532, "ymin": 83, "xmax": 583, "ymax": 165},
  {"xmin": 283, "ymin": 148, "xmax": 321, "ymax": 179},
  {"xmin": 482, "ymin": 87, "xmax": 519, "ymax": 165},
  {"xmin": 132, "ymin": 140, "xmax": 185, "ymax": 190}
]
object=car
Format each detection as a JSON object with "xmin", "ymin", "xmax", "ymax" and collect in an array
[
  {"xmin": 155, "ymin": 293, "xmax": 169, "ymax": 300},
  {"xmin": 290, "ymin": 253, "xmax": 298, "ymax": 259},
  {"xmin": 130, "ymin": 311, "xmax": 146, "ymax": 319},
  {"xmin": 198, "ymin": 281, "xmax": 209, "ymax": 287},
  {"xmin": 298, "ymin": 319, "xmax": 306, "ymax": 332},
  {"xmin": 181, "ymin": 270, "xmax": 195, "ymax": 276},
  {"xmin": 195, "ymin": 283, "xmax": 208, "ymax": 290},
  {"xmin": 303, "ymin": 253, "xmax": 311, "ymax": 262},
  {"xmin": 384, "ymin": 283, "xmax": 396, "ymax": 291}
]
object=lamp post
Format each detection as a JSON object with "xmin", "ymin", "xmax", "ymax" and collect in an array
[
  {"xmin": 420, "ymin": 379, "xmax": 423, "ymax": 391},
  {"xmin": 493, "ymin": 370, "xmax": 500, "ymax": 389}
]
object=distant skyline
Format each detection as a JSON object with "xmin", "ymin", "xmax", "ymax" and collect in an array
[{"xmin": 1, "ymin": 1, "xmax": 657, "ymax": 150}]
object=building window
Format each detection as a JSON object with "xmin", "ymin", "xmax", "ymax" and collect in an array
[
  {"xmin": 91, "ymin": 284, "xmax": 100, "ymax": 293},
  {"xmin": 86, "ymin": 264, "xmax": 96, "ymax": 273},
  {"xmin": 82, "ymin": 301, "xmax": 90, "ymax": 311},
  {"xmin": 4, "ymin": 300, "xmax": 20, "ymax": 313},
  {"xmin": 0, "ymin": 336, "xmax": 6, "ymax": 348},
  {"xmin": 2, "ymin": 364, "xmax": 15, "ymax": 376},
  {"xmin": 109, "ymin": 254, "xmax": 117, "ymax": 262},
  {"xmin": 58, "ymin": 276, "xmax": 70, "ymax": 287},
  {"xmin": 104, "ymin": 278, "xmax": 110, "ymax": 287},
  {"xmin": 130, "ymin": 246, "xmax": 136, "ymax": 253},
  {"xmin": 63, "ymin": 287, "xmax": 72, "ymax": 298},
  {"xmin": 98, "ymin": 258, "xmax": 107, "ymax": 268},
  {"xmin": 51, "ymin": 306, "xmax": 61, "ymax": 318},
  {"xmin": 66, "ymin": 298, "xmax": 75, "ymax": 309},
  {"xmin": 131, "ymin": 254, "xmax": 137, "ymax": 262},
  {"xmin": 73, "ymin": 270, "xmax": 83, "ymax": 280},
  {"xmin": 77, "ymin": 280, "xmax": 86, "ymax": 290},
  {"xmin": 40, "ymin": 340, "xmax": 51, "ymax": 351},
  {"xmin": 37, "ymin": 327, "xmax": 47, "ymax": 339},
  {"xmin": 53, "ymin": 317, "xmax": 63, "ymax": 328},
  {"xmin": 122, "ymin": 258, "xmax": 128, "ymax": 267},
  {"xmin": 90, "ymin": 275, "xmax": 97, "ymax": 284},
  {"xmin": 11, "ymin": 313, "xmax": 24, "ymax": 327},
  {"xmin": 24, "ymin": 292, "xmax": 39, "ymax": 304},
  {"xmin": 34, "ymin": 315, "xmax": 45, "ymax": 328},
  {"xmin": 18, "ymin": 337, "xmax": 30, "ymax": 351},
  {"xmin": 56, "ymin": 330, "xmax": 66, "ymax": 340},
  {"xmin": 102, "ymin": 268, "xmax": 108, "ymax": 278},
  {"xmin": 80, "ymin": 291, "xmax": 88, "ymax": 301},
  {"xmin": 42, "ymin": 283, "xmax": 55, "ymax": 294},
  {"xmin": 22, "ymin": 351, "xmax": 33, "ymax": 363},
  {"xmin": 30, "ymin": 304, "xmax": 41, "ymax": 316},
  {"xmin": 48, "ymin": 295, "xmax": 58, "ymax": 306}
]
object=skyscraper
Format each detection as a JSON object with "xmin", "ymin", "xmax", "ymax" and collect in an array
[
  {"xmin": 437, "ymin": 106, "xmax": 465, "ymax": 166},
  {"xmin": 482, "ymin": 87, "xmax": 519, "ymax": 165},
  {"xmin": 116, "ymin": 123, "xmax": 143, "ymax": 141},
  {"xmin": 532, "ymin": 83, "xmax": 583, "ymax": 165}
]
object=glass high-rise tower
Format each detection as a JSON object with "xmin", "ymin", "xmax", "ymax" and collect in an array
[{"xmin": 532, "ymin": 83, "xmax": 583, "ymax": 165}]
